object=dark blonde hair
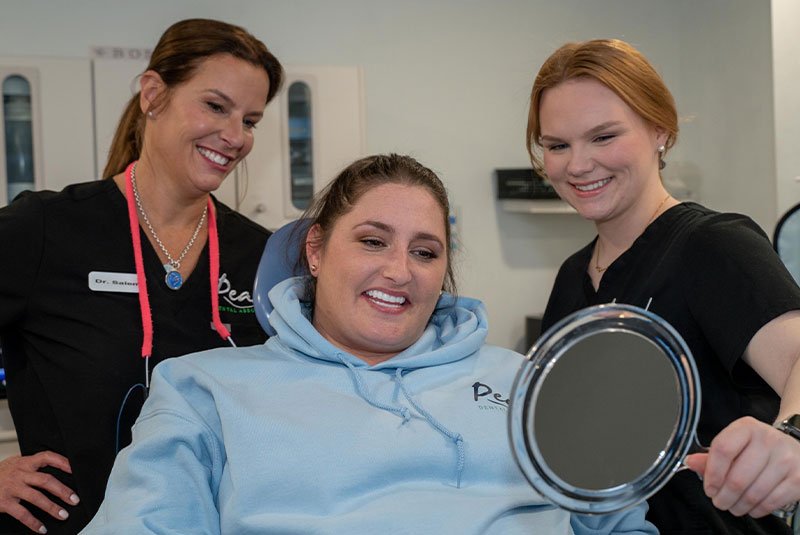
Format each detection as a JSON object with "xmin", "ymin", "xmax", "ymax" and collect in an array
[
  {"xmin": 527, "ymin": 39, "xmax": 677, "ymax": 173},
  {"xmin": 103, "ymin": 18, "xmax": 283, "ymax": 178},
  {"xmin": 297, "ymin": 154, "xmax": 456, "ymax": 300}
]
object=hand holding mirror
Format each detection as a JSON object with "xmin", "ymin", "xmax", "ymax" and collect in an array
[{"xmin": 508, "ymin": 303, "xmax": 799, "ymax": 525}]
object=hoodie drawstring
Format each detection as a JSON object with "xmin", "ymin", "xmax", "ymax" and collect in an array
[
  {"xmin": 335, "ymin": 353, "xmax": 466, "ymax": 488},
  {"xmin": 395, "ymin": 368, "xmax": 466, "ymax": 489},
  {"xmin": 336, "ymin": 353, "xmax": 411, "ymax": 424}
]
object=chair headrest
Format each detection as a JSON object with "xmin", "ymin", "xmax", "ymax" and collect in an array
[{"xmin": 253, "ymin": 219, "xmax": 311, "ymax": 336}]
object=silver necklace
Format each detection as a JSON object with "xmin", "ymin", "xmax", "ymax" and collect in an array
[{"xmin": 130, "ymin": 162, "xmax": 207, "ymax": 290}]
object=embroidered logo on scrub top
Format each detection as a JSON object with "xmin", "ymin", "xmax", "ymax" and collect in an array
[
  {"xmin": 472, "ymin": 382, "xmax": 510, "ymax": 411},
  {"xmin": 217, "ymin": 272, "xmax": 255, "ymax": 313}
]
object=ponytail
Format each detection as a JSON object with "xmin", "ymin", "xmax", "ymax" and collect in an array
[{"xmin": 103, "ymin": 94, "xmax": 145, "ymax": 178}]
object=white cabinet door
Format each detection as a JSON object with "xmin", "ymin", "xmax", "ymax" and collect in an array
[
  {"xmin": 92, "ymin": 57, "xmax": 148, "ymax": 179},
  {"xmin": 0, "ymin": 57, "xmax": 94, "ymax": 205},
  {"xmin": 240, "ymin": 65, "xmax": 366, "ymax": 230}
]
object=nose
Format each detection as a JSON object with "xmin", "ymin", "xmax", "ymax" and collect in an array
[
  {"xmin": 566, "ymin": 146, "xmax": 593, "ymax": 177},
  {"xmin": 381, "ymin": 249, "xmax": 412, "ymax": 285},
  {"xmin": 220, "ymin": 116, "xmax": 246, "ymax": 151}
]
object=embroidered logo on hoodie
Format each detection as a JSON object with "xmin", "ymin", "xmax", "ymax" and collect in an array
[{"xmin": 472, "ymin": 382, "xmax": 509, "ymax": 411}]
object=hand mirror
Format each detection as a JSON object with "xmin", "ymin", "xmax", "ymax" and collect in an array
[{"xmin": 508, "ymin": 303, "xmax": 701, "ymax": 514}]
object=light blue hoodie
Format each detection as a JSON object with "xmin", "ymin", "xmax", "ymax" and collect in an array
[{"xmin": 82, "ymin": 277, "xmax": 656, "ymax": 535}]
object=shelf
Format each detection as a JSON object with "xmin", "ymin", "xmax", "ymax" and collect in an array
[{"xmin": 500, "ymin": 199, "xmax": 576, "ymax": 214}]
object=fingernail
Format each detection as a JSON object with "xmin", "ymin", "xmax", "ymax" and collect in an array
[
  {"xmin": 39, "ymin": 526, "xmax": 47, "ymax": 534},
  {"xmin": 707, "ymin": 486, "xmax": 718, "ymax": 497},
  {"xmin": 69, "ymin": 494, "xmax": 80, "ymax": 504},
  {"xmin": 58, "ymin": 509, "xmax": 69, "ymax": 519}
]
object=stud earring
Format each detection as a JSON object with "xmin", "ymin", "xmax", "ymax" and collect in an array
[
  {"xmin": 310, "ymin": 264, "xmax": 317, "ymax": 272},
  {"xmin": 658, "ymin": 145, "xmax": 665, "ymax": 153},
  {"xmin": 147, "ymin": 110, "xmax": 153, "ymax": 117}
]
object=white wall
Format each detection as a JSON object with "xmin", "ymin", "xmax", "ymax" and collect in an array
[
  {"xmin": 674, "ymin": 0, "xmax": 776, "ymax": 230},
  {"xmin": 0, "ymin": 0, "xmax": 777, "ymax": 351},
  {"xmin": 772, "ymin": 0, "xmax": 800, "ymax": 218}
]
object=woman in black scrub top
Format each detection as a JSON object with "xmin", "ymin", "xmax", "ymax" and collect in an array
[
  {"xmin": 528, "ymin": 39, "xmax": 800, "ymax": 535},
  {"xmin": 0, "ymin": 19, "xmax": 282, "ymax": 535}
]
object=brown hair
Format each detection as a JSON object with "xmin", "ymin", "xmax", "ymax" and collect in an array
[
  {"xmin": 103, "ymin": 18, "xmax": 283, "ymax": 178},
  {"xmin": 526, "ymin": 39, "xmax": 677, "ymax": 173},
  {"xmin": 297, "ymin": 154, "xmax": 456, "ymax": 301}
]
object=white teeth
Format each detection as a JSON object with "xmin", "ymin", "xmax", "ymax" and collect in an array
[
  {"xmin": 366, "ymin": 290, "xmax": 406, "ymax": 306},
  {"xmin": 197, "ymin": 147, "xmax": 230, "ymax": 165},
  {"xmin": 575, "ymin": 178, "xmax": 611, "ymax": 192}
]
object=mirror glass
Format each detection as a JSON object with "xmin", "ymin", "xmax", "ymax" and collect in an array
[
  {"xmin": 533, "ymin": 331, "xmax": 680, "ymax": 490},
  {"xmin": 509, "ymin": 304, "xmax": 699, "ymax": 514},
  {"xmin": 774, "ymin": 204, "xmax": 800, "ymax": 286}
]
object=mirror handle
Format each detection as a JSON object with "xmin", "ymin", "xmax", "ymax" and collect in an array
[
  {"xmin": 676, "ymin": 432, "xmax": 709, "ymax": 472},
  {"xmin": 687, "ymin": 432, "xmax": 708, "ymax": 455}
]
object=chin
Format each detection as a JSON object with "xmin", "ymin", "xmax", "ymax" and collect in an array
[
  {"xmin": 363, "ymin": 334, "xmax": 412, "ymax": 355},
  {"xmin": 193, "ymin": 176, "xmax": 228, "ymax": 194},
  {"xmin": 569, "ymin": 200, "xmax": 609, "ymax": 221}
]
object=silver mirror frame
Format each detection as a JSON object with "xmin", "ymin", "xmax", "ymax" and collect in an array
[{"xmin": 508, "ymin": 303, "xmax": 701, "ymax": 514}]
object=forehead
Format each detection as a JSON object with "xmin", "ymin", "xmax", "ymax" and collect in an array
[
  {"xmin": 337, "ymin": 183, "xmax": 446, "ymax": 236},
  {"xmin": 179, "ymin": 53, "xmax": 270, "ymax": 107},
  {"xmin": 539, "ymin": 78, "xmax": 642, "ymax": 134}
]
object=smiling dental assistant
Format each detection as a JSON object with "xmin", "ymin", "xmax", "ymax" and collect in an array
[
  {"xmin": 530, "ymin": 39, "xmax": 800, "ymax": 534},
  {"xmin": 0, "ymin": 19, "xmax": 282, "ymax": 535}
]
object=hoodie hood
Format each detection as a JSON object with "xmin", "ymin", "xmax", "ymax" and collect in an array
[{"xmin": 267, "ymin": 276, "xmax": 489, "ymax": 369}]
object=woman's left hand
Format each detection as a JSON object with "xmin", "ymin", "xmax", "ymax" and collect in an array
[{"xmin": 684, "ymin": 416, "xmax": 800, "ymax": 517}]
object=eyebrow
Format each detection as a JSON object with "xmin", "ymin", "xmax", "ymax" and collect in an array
[
  {"xmin": 205, "ymin": 89, "xmax": 264, "ymax": 117},
  {"xmin": 354, "ymin": 220, "xmax": 445, "ymax": 247},
  {"xmin": 205, "ymin": 89, "xmax": 233, "ymax": 105},
  {"xmin": 540, "ymin": 120, "xmax": 622, "ymax": 143}
]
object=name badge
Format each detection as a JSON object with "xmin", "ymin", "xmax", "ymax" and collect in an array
[{"xmin": 88, "ymin": 271, "xmax": 139, "ymax": 293}]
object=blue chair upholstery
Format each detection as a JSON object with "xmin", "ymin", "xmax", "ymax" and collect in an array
[
  {"xmin": 775, "ymin": 203, "xmax": 800, "ymax": 286},
  {"xmin": 253, "ymin": 219, "xmax": 311, "ymax": 336}
]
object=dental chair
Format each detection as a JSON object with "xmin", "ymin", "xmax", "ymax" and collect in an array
[{"xmin": 253, "ymin": 219, "xmax": 311, "ymax": 336}]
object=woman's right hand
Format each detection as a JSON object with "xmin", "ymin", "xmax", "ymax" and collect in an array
[{"xmin": 0, "ymin": 452, "xmax": 78, "ymax": 533}]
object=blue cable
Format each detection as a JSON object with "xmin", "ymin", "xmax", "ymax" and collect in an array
[{"xmin": 115, "ymin": 383, "xmax": 146, "ymax": 455}]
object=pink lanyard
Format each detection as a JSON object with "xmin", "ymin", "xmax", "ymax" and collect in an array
[{"xmin": 123, "ymin": 161, "xmax": 234, "ymax": 388}]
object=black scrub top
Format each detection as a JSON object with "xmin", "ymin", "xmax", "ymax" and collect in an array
[
  {"xmin": 542, "ymin": 202, "xmax": 800, "ymax": 535},
  {"xmin": 0, "ymin": 179, "xmax": 269, "ymax": 534}
]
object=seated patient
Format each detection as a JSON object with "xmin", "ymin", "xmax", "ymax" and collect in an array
[{"xmin": 81, "ymin": 154, "xmax": 655, "ymax": 534}]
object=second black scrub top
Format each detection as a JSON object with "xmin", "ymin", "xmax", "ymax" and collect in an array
[{"xmin": 542, "ymin": 202, "xmax": 800, "ymax": 535}]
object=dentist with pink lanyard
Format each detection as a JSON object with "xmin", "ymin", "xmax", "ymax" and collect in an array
[{"xmin": 0, "ymin": 18, "xmax": 282, "ymax": 535}]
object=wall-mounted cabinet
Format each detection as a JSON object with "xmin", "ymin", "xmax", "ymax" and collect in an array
[
  {"xmin": 0, "ymin": 58, "xmax": 94, "ymax": 206},
  {"xmin": 242, "ymin": 65, "xmax": 365, "ymax": 230}
]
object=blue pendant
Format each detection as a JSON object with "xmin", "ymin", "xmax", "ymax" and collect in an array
[{"xmin": 165, "ymin": 269, "xmax": 183, "ymax": 290}]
